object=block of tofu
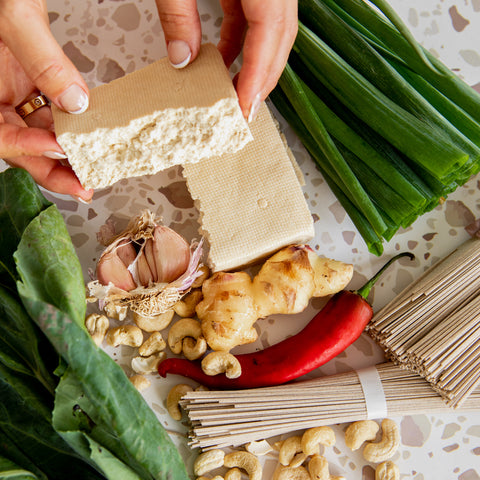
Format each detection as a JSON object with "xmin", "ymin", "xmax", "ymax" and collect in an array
[
  {"xmin": 52, "ymin": 43, "xmax": 252, "ymax": 190},
  {"xmin": 183, "ymin": 102, "xmax": 315, "ymax": 272}
]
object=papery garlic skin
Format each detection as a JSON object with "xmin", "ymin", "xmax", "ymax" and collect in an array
[{"xmin": 96, "ymin": 218, "xmax": 191, "ymax": 291}]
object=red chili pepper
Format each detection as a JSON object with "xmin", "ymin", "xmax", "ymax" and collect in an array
[{"xmin": 158, "ymin": 252, "xmax": 413, "ymax": 389}]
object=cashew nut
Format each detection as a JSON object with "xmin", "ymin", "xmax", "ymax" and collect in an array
[
  {"xmin": 103, "ymin": 302, "xmax": 128, "ymax": 321},
  {"xmin": 279, "ymin": 435, "xmax": 303, "ymax": 466},
  {"xmin": 166, "ymin": 383, "xmax": 193, "ymax": 420},
  {"xmin": 245, "ymin": 440, "xmax": 273, "ymax": 456},
  {"xmin": 197, "ymin": 476, "xmax": 224, "ymax": 480},
  {"xmin": 308, "ymin": 454, "xmax": 345, "ymax": 480},
  {"xmin": 85, "ymin": 313, "xmax": 109, "ymax": 346},
  {"xmin": 345, "ymin": 420, "xmax": 380, "ymax": 451},
  {"xmin": 375, "ymin": 461, "xmax": 400, "ymax": 480},
  {"xmin": 106, "ymin": 325, "xmax": 143, "ymax": 347},
  {"xmin": 290, "ymin": 453, "xmax": 308, "ymax": 468},
  {"xmin": 133, "ymin": 309, "xmax": 174, "ymax": 332},
  {"xmin": 193, "ymin": 449, "xmax": 225, "ymax": 476},
  {"xmin": 224, "ymin": 468, "xmax": 242, "ymax": 480},
  {"xmin": 129, "ymin": 374, "xmax": 151, "ymax": 391},
  {"xmin": 192, "ymin": 265, "xmax": 211, "ymax": 288},
  {"xmin": 131, "ymin": 352, "xmax": 166, "ymax": 374},
  {"xmin": 183, "ymin": 336, "xmax": 208, "ymax": 360},
  {"xmin": 272, "ymin": 441, "xmax": 284, "ymax": 451},
  {"xmin": 224, "ymin": 451, "xmax": 262, "ymax": 480},
  {"xmin": 168, "ymin": 317, "xmax": 203, "ymax": 354},
  {"xmin": 273, "ymin": 465, "xmax": 311, "ymax": 480},
  {"xmin": 363, "ymin": 419, "xmax": 400, "ymax": 463},
  {"xmin": 173, "ymin": 289, "xmax": 203, "ymax": 317},
  {"xmin": 201, "ymin": 351, "xmax": 242, "ymax": 379},
  {"xmin": 138, "ymin": 331, "xmax": 166, "ymax": 356},
  {"xmin": 301, "ymin": 426, "xmax": 336, "ymax": 456}
]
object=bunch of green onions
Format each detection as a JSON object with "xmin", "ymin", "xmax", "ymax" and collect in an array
[{"xmin": 270, "ymin": 0, "xmax": 480, "ymax": 255}]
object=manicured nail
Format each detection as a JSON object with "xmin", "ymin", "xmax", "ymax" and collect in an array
[
  {"xmin": 58, "ymin": 84, "xmax": 89, "ymax": 114},
  {"xmin": 43, "ymin": 150, "xmax": 67, "ymax": 160},
  {"xmin": 248, "ymin": 92, "xmax": 262, "ymax": 123},
  {"xmin": 71, "ymin": 194, "xmax": 92, "ymax": 205},
  {"xmin": 168, "ymin": 40, "xmax": 192, "ymax": 69}
]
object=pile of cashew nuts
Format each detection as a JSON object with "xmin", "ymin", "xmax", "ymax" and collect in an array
[
  {"xmin": 165, "ymin": 412, "xmax": 401, "ymax": 480},
  {"xmin": 84, "ymin": 265, "xmax": 218, "ymax": 391}
]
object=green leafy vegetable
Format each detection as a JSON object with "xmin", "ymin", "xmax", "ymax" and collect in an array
[
  {"xmin": 14, "ymin": 205, "xmax": 86, "ymax": 327},
  {"xmin": 0, "ymin": 168, "xmax": 189, "ymax": 480},
  {"xmin": 0, "ymin": 455, "xmax": 40, "ymax": 480},
  {"xmin": 0, "ymin": 286, "xmax": 56, "ymax": 394},
  {"xmin": 0, "ymin": 363, "xmax": 101, "ymax": 480},
  {"xmin": 0, "ymin": 169, "xmax": 51, "ymax": 290},
  {"xmin": 53, "ymin": 369, "xmax": 143, "ymax": 480}
]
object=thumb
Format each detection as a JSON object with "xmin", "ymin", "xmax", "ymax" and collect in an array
[
  {"xmin": 154, "ymin": 0, "xmax": 202, "ymax": 68},
  {"xmin": 0, "ymin": 2, "xmax": 89, "ymax": 114}
]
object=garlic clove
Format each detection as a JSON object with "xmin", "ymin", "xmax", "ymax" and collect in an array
[
  {"xmin": 144, "ymin": 238, "xmax": 158, "ymax": 282},
  {"xmin": 151, "ymin": 226, "xmax": 191, "ymax": 283},
  {"xmin": 116, "ymin": 239, "xmax": 137, "ymax": 266},
  {"xmin": 96, "ymin": 248, "xmax": 136, "ymax": 291},
  {"xmin": 137, "ymin": 249, "xmax": 155, "ymax": 287}
]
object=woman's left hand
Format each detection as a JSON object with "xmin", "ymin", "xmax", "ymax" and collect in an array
[{"xmin": 0, "ymin": 0, "xmax": 92, "ymax": 201}]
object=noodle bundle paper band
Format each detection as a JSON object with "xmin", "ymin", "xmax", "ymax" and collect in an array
[{"xmin": 356, "ymin": 366, "xmax": 388, "ymax": 419}]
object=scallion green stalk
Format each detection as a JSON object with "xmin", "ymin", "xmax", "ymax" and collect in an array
[
  {"xmin": 294, "ymin": 21, "xmax": 470, "ymax": 182},
  {"xmin": 327, "ymin": 0, "xmax": 480, "ymax": 124},
  {"xmin": 279, "ymin": 63, "xmax": 388, "ymax": 235}
]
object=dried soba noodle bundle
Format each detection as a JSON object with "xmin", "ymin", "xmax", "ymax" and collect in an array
[
  {"xmin": 367, "ymin": 237, "xmax": 480, "ymax": 407},
  {"xmin": 181, "ymin": 362, "xmax": 480, "ymax": 450}
]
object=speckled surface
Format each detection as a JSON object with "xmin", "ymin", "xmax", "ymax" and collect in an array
[{"xmin": 2, "ymin": 0, "xmax": 480, "ymax": 478}]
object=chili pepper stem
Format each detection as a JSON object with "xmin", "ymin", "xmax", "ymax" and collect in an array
[{"xmin": 356, "ymin": 252, "xmax": 415, "ymax": 299}]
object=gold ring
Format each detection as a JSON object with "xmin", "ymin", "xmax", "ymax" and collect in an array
[{"xmin": 15, "ymin": 94, "xmax": 49, "ymax": 119}]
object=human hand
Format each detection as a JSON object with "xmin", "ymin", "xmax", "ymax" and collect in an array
[
  {"xmin": 155, "ymin": 0, "xmax": 298, "ymax": 121},
  {"xmin": 0, "ymin": 0, "xmax": 93, "ymax": 202}
]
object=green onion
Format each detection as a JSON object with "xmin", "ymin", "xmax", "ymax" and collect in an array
[
  {"xmin": 326, "ymin": 0, "xmax": 480, "ymax": 124},
  {"xmin": 269, "ymin": 0, "xmax": 480, "ymax": 254},
  {"xmin": 299, "ymin": 78, "xmax": 427, "ymax": 210},
  {"xmin": 278, "ymin": 63, "xmax": 388, "ymax": 235},
  {"xmin": 294, "ymin": 21, "xmax": 469, "ymax": 182},
  {"xmin": 298, "ymin": 0, "xmax": 480, "ymax": 166},
  {"xmin": 269, "ymin": 87, "xmax": 385, "ymax": 255}
]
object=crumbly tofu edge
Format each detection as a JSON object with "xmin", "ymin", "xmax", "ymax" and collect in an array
[{"xmin": 57, "ymin": 97, "xmax": 251, "ymax": 190}]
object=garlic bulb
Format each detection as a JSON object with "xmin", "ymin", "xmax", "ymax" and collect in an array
[
  {"xmin": 96, "ymin": 217, "xmax": 191, "ymax": 291},
  {"xmin": 88, "ymin": 210, "xmax": 204, "ymax": 317}
]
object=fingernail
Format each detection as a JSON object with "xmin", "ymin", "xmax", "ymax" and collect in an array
[
  {"xmin": 58, "ymin": 84, "xmax": 89, "ymax": 114},
  {"xmin": 248, "ymin": 93, "xmax": 262, "ymax": 123},
  {"xmin": 43, "ymin": 150, "xmax": 67, "ymax": 160},
  {"xmin": 71, "ymin": 194, "xmax": 92, "ymax": 205},
  {"xmin": 168, "ymin": 40, "xmax": 192, "ymax": 69}
]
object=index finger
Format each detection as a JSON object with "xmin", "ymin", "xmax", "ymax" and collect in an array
[{"xmin": 234, "ymin": 0, "xmax": 298, "ymax": 119}]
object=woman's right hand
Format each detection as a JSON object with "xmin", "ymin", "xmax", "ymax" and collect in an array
[{"xmin": 0, "ymin": 0, "xmax": 93, "ymax": 201}]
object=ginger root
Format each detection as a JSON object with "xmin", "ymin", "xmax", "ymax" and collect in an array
[{"xmin": 196, "ymin": 245, "xmax": 353, "ymax": 351}]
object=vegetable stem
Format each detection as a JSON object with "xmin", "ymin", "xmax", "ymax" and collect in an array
[
  {"xmin": 356, "ymin": 252, "xmax": 415, "ymax": 299},
  {"xmin": 279, "ymin": 63, "xmax": 388, "ymax": 235}
]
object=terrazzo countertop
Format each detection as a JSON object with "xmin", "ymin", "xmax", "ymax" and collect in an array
[{"xmin": 3, "ymin": 1, "xmax": 480, "ymax": 478}]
